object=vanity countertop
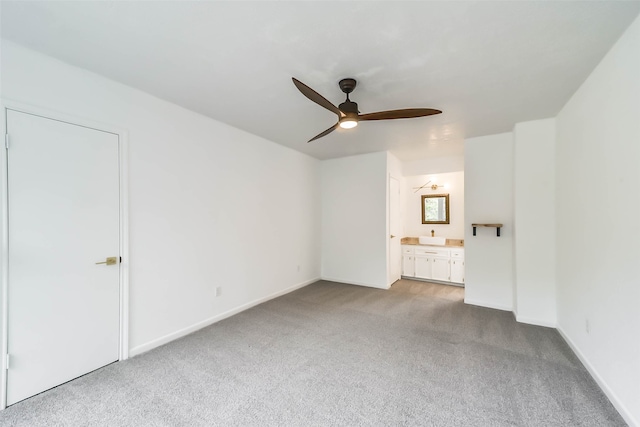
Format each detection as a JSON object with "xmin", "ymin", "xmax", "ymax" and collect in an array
[{"xmin": 401, "ymin": 237, "xmax": 464, "ymax": 247}]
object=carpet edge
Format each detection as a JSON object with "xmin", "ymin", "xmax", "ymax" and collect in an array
[
  {"xmin": 557, "ymin": 326, "xmax": 637, "ymax": 427},
  {"xmin": 129, "ymin": 277, "xmax": 320, "ymax": 357}
]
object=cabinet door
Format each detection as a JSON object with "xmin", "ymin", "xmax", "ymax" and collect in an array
[
  {"xmin": 402, "ymin": 255, "xmax": 415, "ymax": 277},
  {"xmin": 432, "ymin": 258, "xmax": 450, "ymax": 281},
  {"xmin": 451, "ymin": 260, "xmax": 465, "ymax": 284},
  {"xmin": 414, "ymin": 256, "xmax": 431, "ymax": 279}
]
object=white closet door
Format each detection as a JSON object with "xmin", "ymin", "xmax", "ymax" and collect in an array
[{"xmin": 6, "ymin": 110, "xmax": 120, "ymax": 405}]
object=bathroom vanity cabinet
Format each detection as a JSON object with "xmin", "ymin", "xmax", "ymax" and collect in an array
[
  {"xmin": 402, "ymin": 245, "xmax": 464, "ymax": 285},
  {"xmin": 450, "ymin": 250, "xmax": 465, "ymax": 284}
]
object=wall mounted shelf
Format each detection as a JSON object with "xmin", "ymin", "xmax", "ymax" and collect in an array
[{"xmin": 472, "ymin": 223, "xmax": 503, "ymax": 237}]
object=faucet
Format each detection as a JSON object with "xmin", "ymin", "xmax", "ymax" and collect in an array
[{"xmin": 431, "ymin": 230, "xmax": 435, "ymax": 237}]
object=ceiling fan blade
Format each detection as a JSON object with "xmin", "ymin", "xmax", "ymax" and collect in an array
[
  {"xmin": 308, "ymin": 123, "xmax": 340, "ymax": 143},
  {"xmin": 292, "ymin": 78, "xmax": 344, "ymax": 117},
  {"xmin": 358, "ymin": 108, "xmax": 442, "ymax": 121}
]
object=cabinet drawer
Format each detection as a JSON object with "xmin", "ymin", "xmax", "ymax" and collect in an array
[
  {"xmin": 402, "ymin": 246, "xmax": 415, "ymax": 254},
  {"xmin": 414, "ymin": 247, "xmax": 449, "ymax": 258},
  {"xmin": 451, "ymin": 249, "xmax": 465, "ymax": 259}
]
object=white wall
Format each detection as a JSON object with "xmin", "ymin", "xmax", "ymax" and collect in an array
[
  {"xmin": 555, "ymin": 15, "xmax": 640, "ymax": 426},
  {"xmin": 464, "ymin": 133, "xmax": 514, "ymax": 311},
  {"xmin": 402, "ymin": 155, "xmax": 464, "ymax": 176},
  {"xmin": 1, "ymin": 40, "xmax": 322, "ymax": 355},
  {"xmin": 513, "ymin": 119, "xmax": 556, "ymax": 327},
  {"xmin": 403, "ymin": 171, "xmax": 464, "ymax": 239},
  {"xmin": 387, "ymin": 152, "xmax": 403, "ymax": 186},
  {"xmin": 321, "ymin": 151, "xmax": 388, "ymax": 289}
]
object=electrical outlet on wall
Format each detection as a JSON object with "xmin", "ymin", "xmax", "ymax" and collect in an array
[
  {"xmin": 297, "ymin": 265, "xmax": 300, "ymax": 272},
  {"xmin": 215, "ymin": 286, "xmax": 222, "ymax": 297},
  {"xmin": 585, "ymin": 318, "xmax": 590, "ymax": 334}
]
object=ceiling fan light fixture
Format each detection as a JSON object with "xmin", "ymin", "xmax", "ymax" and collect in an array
[
  {"xmin": 339, "ymin": 111, "xmax": 359, "ymax": 129},
  {"xmin": 339, "ymin": 119, "xmax": 358, "ymax": 129}
]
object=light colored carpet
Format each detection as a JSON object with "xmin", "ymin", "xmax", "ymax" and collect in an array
[{"xmin": 0, "ymin": 279, "xmax": 625, "ymax": 426}]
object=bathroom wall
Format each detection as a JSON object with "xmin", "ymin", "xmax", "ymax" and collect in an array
[
  {"xmin": 402, "ymin": 155, "xmax": 464, "ymax": 176},
  {"xmin": 402, "ymin": 171, "xmax": 464, "ymax": 239}
]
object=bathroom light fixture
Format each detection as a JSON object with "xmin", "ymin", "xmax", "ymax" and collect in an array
[
  {"xmin": 413, "ymin": 180, "xmax": 432, "ymax": 193},
  {"xmin": 415, "ymin": 180, "xmax": 447, "ymax": 193}
]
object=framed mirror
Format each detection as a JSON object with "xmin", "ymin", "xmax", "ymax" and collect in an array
[{"xmin": 421, "ymin": 194, "xmax": 450, "ymax": 224}]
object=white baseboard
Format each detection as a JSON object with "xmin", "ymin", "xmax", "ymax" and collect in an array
[
  {"xmin": 514, "ymin": 314, "xmax": 556, "ymax": 328},
  {"xmin": 401, "ymin": 276, "xmax": 465, "ymax": 288},
  {"xmin": 463, "ymin": 297, "xmax": 512, "ymax": 312},
  {"xmin": 129, "ymin": 277, "xmax": 320, "ymax": 357},
  {"xmin": 557, "ymin": 326, "xmax": 637, "ymax": 427},
  {"xmin": 320, "ymin": 276, "xmax": 390, "ymax": 290}
]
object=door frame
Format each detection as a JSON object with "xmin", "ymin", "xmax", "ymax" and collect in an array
[
  {"xmin": 388, "ymin": 174, "xmax": 402, "ymax": 286},
  {"xmin": 0, "ymin": 100, "xmax": 130, "ymax": 409}
]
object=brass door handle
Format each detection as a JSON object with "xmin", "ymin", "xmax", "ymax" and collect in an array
[
  {"xmin": 96, "ymin": 257, "xmax": 117, "ymax": 265},
  {"xmin": 390, "ymin": 235, "xmax": 396, "ymax": 238}
]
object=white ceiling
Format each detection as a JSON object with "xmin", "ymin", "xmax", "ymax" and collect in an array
[{"xmin": 2, "ymin": 1, "xmax": 639, "ymax": 161}]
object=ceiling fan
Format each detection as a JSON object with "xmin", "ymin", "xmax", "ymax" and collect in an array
[{"xmin": 292, "ymin": 77, "xmax": 442, "ymax": 142}]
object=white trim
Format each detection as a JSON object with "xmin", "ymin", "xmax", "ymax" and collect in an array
[
  {"xmin": 387, "ymin": 174, "xmax": 401, "ymax": 287},
  {"xmin": 320, "ymin": 276, "xmax": 390, "ymax": 290},
  {"xmin": 557, "ymin": 327, "xmax": 637, "ymax": 427},
  {"xmin": 386, "ymin": 173, "xmax": 391, "ymax": 286},
  {"xmin": 0, "ymin": 104, "xmax": 9, "ymax": 411},
  {"xmin": 129, "ymin": 277, "xmax": 320, "ymax": 357},
  {"xmin": 514, "ymin": 314, "xmax": 556, "ymax": 328},
  {"xmin": 117, "ymin": 131, "xmax": 130, "ymax": 361},
  {"xmin": 0, "ymin": 100, "xmax": 130, "ymax": 409},
  {"xmin": 463, "ymin": 297, "xmax": 512, "ymax": 312},
  {"xmin": 0, "ymin": 99, "xmax": 125, "ymax": 138},
  {"xmin": 401, "ymin": 276, "xmax": 465, "ymax": 288}
]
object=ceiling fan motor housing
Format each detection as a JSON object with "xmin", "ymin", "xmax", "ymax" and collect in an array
[{"xmin": 339, "ymin": 100, "xmax": 359, "ymax": 114}]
